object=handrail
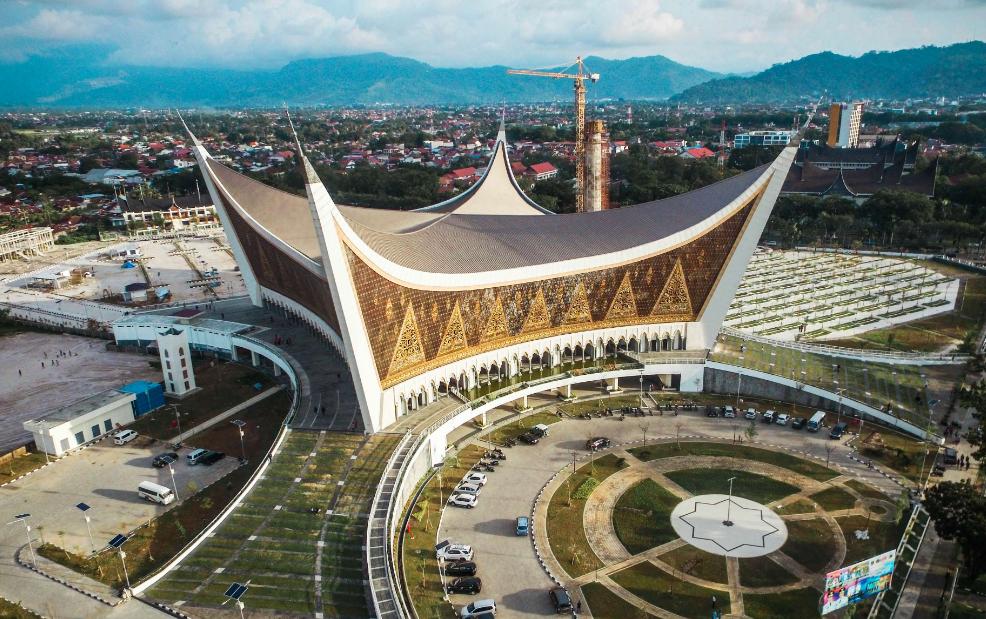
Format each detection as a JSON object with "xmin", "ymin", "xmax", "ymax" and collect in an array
[{"xmin": 367, "ymin": 431, "xmax": 414, "ymax": 619}]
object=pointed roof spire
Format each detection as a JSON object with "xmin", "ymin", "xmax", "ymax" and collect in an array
[
  {"xmin": 497, "ymin": 106, "xmax": 506, "ymax": 143},
  {"xmin": 285, "ymin": 107, "xmax": 320, "ymax": 185},
  {"xmin": 176, "ymin": 110, "xmax": 203, "ymax": 149}
]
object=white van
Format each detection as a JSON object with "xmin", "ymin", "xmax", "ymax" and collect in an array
[
  {"xmin": 113, "ymin": 429, "xmax": 138, "ymax": 445},
  {"xmin": 138, "ymin": 481, "xmax": 175, "ymax": 505},
  {"xmin": 807, "ymin": 411, "xmax": 827, "ymax": 432},
  {"xmin": 186, "ymin": 448, "xmax": 209, "ymax": 465}
]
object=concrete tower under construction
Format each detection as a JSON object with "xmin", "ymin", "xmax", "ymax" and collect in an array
[{"xmin": 584, "ymin": 119, "xmax": 610, "ymax": 211}]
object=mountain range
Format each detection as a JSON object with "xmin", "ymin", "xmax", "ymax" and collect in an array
[
  {"xmin": 671, "ymin": 41, "xmax": 986, "ymax": 103},
  {"xmin": 0, "ymin": 41, "xmax": 983, "ymax": 108}
]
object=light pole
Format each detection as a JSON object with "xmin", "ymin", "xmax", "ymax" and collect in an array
[
  {"xmin": 75, "ymin": 503, "xmax": 96, "ymax": 554},
  {"xmin": 171, "ymin": 404, "xmax": 183, "ymax": 446},
  {"xmin": 168, "ymin": 463, "xmax": 180, "ymax": 501},
  {"xmin": 8, "ymin": 513, "xmax": 35, "ymax": 566},
  {"xmin": 232, "ymin": 419, "xmax": 247, "ymax": 463},
  {"xmin": 723, "ymin": 477, "xmax": 736, "ymax": 527},
  {"xmin": 108, "ymin": 534, "xmax": 131, "ymax": 592},
  {"xmin": 223, "ymin": 582, "xmax": 249, "ymax": 619},
  {"xmin": 639, "ymin": 370, "xmax": 644, "ymax": 409},
  {"xmin": 835, "ymin": 387, "xmax": 846, "ymax": 426}
]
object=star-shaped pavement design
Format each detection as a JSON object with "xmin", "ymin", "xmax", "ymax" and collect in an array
[{"xmin": 677, "ymin": 497, "xmax": 780, "ymax": 553}]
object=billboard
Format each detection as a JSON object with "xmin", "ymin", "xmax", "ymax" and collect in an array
[{"xmin": 821, "ymin": 549, "xmax": 896, "ymax": 614}]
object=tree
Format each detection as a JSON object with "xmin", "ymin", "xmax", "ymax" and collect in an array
[
  {"xmin": 744, "ymin": 421, "xmax": 758, "ymax": 443},
  {"xmin": 923, "ymin": 481, "xmax": 986, "ymax": 580}
]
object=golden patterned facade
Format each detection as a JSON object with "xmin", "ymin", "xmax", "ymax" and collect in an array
[{"xmin": 346, "ymin": 195, "xmax": 759, "ymax": 388}]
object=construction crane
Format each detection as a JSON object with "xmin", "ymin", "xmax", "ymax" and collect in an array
[{"xmin": 507, "ymin": 57, "xmax": 599, "ymax": 212}]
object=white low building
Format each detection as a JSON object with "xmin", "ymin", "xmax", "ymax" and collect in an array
[{"xmin": 23, "ymin": 389, "xmax": 137, "ymax": 456}]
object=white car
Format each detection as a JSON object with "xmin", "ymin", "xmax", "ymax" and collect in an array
[
  {"xmin": 775, "ymin": 413, "xmax": 790, "ymax": 425},
  {"xmin": 113, "ymin": 429, "xmax": 138, "ymax": 445},
  {"xmin": 723, "ymin": 406, "xmax": 736, "ymax": 418},
  {"xmin": 461, "ymin": 472, "xmax": 487, "ymax": 486},
  {"xmin": 762, "ymin": 410, "xmax": 775, "ymax": 423},
  {"xmin": 744, "ymin": 408, "xmax": 758, "ymax": 420},
  {"xmin": 455, "ymin": 482, "xmax": 482, "ymax": 496},
  {"xmin": 437, "ymin": 543, "xmax": 474, "ymax": 561},
  {"xmin": 448, "ymin": 493, "xmax": 478, "ymax": 508},
  {"xmin": 461, "ymin": 599, "xmax": 496, "ymax": 618}
]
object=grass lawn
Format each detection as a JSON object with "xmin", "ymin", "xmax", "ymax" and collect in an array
[
  {"xmin": 39, "ymin": 390, "xmax": 291, "ymax": 590},
  {"xmin": 837, "ymin": 515, "xmax": 903, "ymax": 566},
  {"xmin": 0, "ymin": 451, "xmax": 50, "ymax": 482},
  {"xmin": 809, "ymin": 486, "xmax": 859, "ymax": 512},
  {"xmin": 581, "ymin": 582, "xmax": 655, "ymax": 619},
  {"xmin": 0, "ymin": 598, "xmax": 42, "ymax": 619},
  {"xmin": 845, "ymin": 479, "xmax": 891, "ymax": 500},
  {"xmin": 547, "ymin": 454, "xmax": 627, "ymax": 577},
  {"xmin": 664, "ymin": 468, "xmax": 800, "ymax": 505},
  {"xmin": 486, "ymin": 411, "xmax": 561, "ymax": 445},
  {"xmin": 742, "ymin": 588, "xmax": 821, "ymax": 618},
  {"xmin": 611, "ymin": 561, "xmax": 730, "ymax": 619},
  {"xmin": 128, "ymin": 361, "xmax": 274, "ymax": 442},
  {"xmin": 628, "ymin": 442, "xmax": 837, "ymax": 482},
  {"xmin": 613, "ymin": 479, "xmax": 681, "ymax": 556},
  {"xmin": 659, "ymin": 544, "xmax": 728, "ymax": 584},
  {"xmin": 562, "ymin": 395, "xmax": 645, "ymax": 415},
  {"xmin": 401, "ymin": 444, "xmax": 486, "ymax": 619},
  {"xmin": 774, "ymin": 498, "xmax": 817, "ymax": 515},
  {"xmin": 783, "ymin": 519, "xmax": 837, "ymax": 573},
  {"xmin": 950, "ymin": 602, "xmax": 986, "ymax": 618},
  {"xmin": 858, "ymin": 431, "xmax": 932, "ymax": 484},
  {"xmin": 738, "ymin": 555, "xmax": 801, "ymax": 588}
]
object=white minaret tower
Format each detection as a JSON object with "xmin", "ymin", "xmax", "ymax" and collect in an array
[{"xmin": 158, "ymin": 327, "xmax": 197, "ymax": 397}]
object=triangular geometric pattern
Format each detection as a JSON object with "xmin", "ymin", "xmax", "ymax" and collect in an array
[
  {"xmin": 522, "ymin": 288, "xmax": 551, "ymax": 333},
  {"xmin": 564, "ymin": 281, "xmax": 593, "ymax": 324},
  {"xmin": 651, "ymin": 259, "xmax": 693, "ymax": 318},
  {"xmin": 437, "ymin": 300, "xmax": 468, "ymax": 356},
  {"xmin": 388, "ymin": 302, "xmax": 425, "ymax": 377},
  {"xmin": 604, "ymin": 272, "xmax": 638, "ymax": 321},
  {"xmin": 480, "ymin": 296, "xmax": 510, "ymax": 342}
]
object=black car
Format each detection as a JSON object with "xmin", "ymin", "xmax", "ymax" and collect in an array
[
  {"xmin": 445, "ymin": 561, "xmax": 477, "ymax": 577},
  {"xmin": 829, "ymin": 422, "xmax": 848, "ymax": 440},
  {"xmin": 518, "ymin": 431, "xmax": 540, "ymax": 445},
  {"xmin": 706, "ymin": 407, "xmax": 719, "ymax": 417},
  {"xmin": 790, "ymin": 417, "xmax": 806, "ymax": 430},
  {"xmin": 446, "ymin": 577, "xmax": 482, "ymax": 594},
  {"xmin": 586, "ymin": 437, "xmax": 611, "ymax": 451},
  {"xmin": 152, "ymin": 452, "xmax": 178, "ymax": 468},
  {"xmin": 549, "ymin": 587, "xmax": 573, "ymax": 614},
  {"xmin": 200, "ymin": 450, "xmax": 226, "ymax": 465}
]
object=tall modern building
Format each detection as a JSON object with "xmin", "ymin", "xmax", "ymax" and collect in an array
[
  {"xmin": 826, "ymin": 102, "xmax": 864, "ymax": 148},
  {"xmin": 190, "ymin": 119, "xmax": 796, "ymax": 434}
]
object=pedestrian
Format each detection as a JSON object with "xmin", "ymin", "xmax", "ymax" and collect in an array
[
  {"xmin": 221, "ymin": 312, "xmax": 225, "ymax": 320},
  {"xmin": 18, "ymin": 369, "xmax": 22, "ymax": 377},
  {"xmin": 576, "ymin": 601, "xmax": 582, "ymax": 614}
]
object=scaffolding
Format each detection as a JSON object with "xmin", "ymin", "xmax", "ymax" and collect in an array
[{"xmin": 0, "ymin": 227, "xmax": 55, "ymax": 262}]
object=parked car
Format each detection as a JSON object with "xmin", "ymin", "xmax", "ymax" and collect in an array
[
  {"xmin": 518, "ymin": 431, "xmax": 540, "ymax": 445},
  {"xmin": 455, "ymin": 482, "xmax": 483, "ymax": 496},
  {"xmin": 152, "ymin": 452, "xmax": 178, "ymax": 468},
  {"xmin": 775, "ymin": 413, "xmax": 790, "ymax": 426},
  {"xmin": 447, "ymin": 577, "xmax": 483, "ymax": 595},
  {"xmin": 531, "ymin": 423, "xmax": 551, "ymax": 437},
  {"xmin": 461, "ymin": 472, "xmax": 488, "ymax": 486},
  {"xmin": 437, "ymin": 543, "xmax": 474, "ymax": 562},
  {"xmin": 762, "ymin": 410, "xmax": 775, "ymax": 423},
  {"xmin": 586, "ymin": 437, "xmax": 611, "ymax": 451},
  {"xmin": 944, "ymin": 448, "xmax": 959, "ymax": 465},
  {"xmin": 744, "ymin": 408, "xmax": 758, "ymax": 420},
  {"xmin": 515, "ymin": 516, "xmax": 529, "ymax": 536},
  {"xmin": 445, "ymin": 561, "xmax": 477, "ymax": 577},
  {"xmin": 460, "ymin": 599, "xmax": 496, "ymax": 618},
  {"xmin": 113, "ymin": 429, "xmax": 138, "ymax": 445},
  {"xmin": 186, "ymin": 448, "xmax": 209, "ymax": 465},
  {"xmin": 549, "ymin": 587, "xmax": 573, "ymax": 614},
  {"xmin": 790, "ymin": 417, "xmax": 806, "ymax": 430},
  {"xmin": 706, "ymin": 407, "xmax": 719, "ymax": 417},
  {"xmin": 829, "ymin": 422, "xmax": 848, "ymax": 440},
  {"xmin": 200, "ymin": 450, "xmax": 225, "ymax": 465},
  {"xmin": 723, "ymin": 406, "xmax": 736, "ymax": 418},
  {"xmin": 449, "ymin": 493, "xmax": 478, "ymax": 509}
]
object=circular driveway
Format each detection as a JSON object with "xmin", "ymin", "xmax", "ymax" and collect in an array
[{"xmin": 436, "ymin": 401, "xmax": 907, "ymax": 618}]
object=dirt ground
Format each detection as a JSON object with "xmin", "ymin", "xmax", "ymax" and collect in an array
[{"xmin": 0, "ymin": 332, "xmax": 159, "ymax": 452}]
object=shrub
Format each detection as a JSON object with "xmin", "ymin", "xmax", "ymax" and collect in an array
[{"xmin": 573, "ymin": 477, "xmax": 600, "ymax": 500}]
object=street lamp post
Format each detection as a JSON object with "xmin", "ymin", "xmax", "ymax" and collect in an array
[
  {"xmin": 171, "ymin": 404, "xmax": 183, "ymax": 446},
  {"xmin": 231, "ymin": 420, "xmax": 247, "ymax": 463},
  {"xmin": 7, "ymin": 513, "xmax": 35, "ymax": 566},
  {"xmin": 639, "ymin": 370, "xmax": 644, "ymax": 409},
  {"xmin": 108, "ymin": 534, "xmax": 131, "ymax": 593},
  {"xmin": 76, "ymin": 503, "xmax": 96, "ymax": 554},
  {"xmin": 168, "ymin": 463, "xmax": 180, "ymax": 501},
  {"xmin": 723, "ymin": 477, "xmax": 737, "ymax": 527}
]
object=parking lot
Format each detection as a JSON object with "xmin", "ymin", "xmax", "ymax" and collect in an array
[
  {"xmin": 436, "ymin": 392, "xmax": 906, "ymax": 618},
  {"xmin": 0, "ymin": 436, "xmax": 237, "ymax": 555}
]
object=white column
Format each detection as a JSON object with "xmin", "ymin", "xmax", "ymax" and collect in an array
[{"xmin": 250, "ymin": 350, "xmax": 260, "ymax": 367}]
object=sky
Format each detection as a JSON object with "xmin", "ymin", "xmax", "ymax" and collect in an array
[{"xmin": 0, "ymin": 0, "xmax": 984, "ymax": 74}]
